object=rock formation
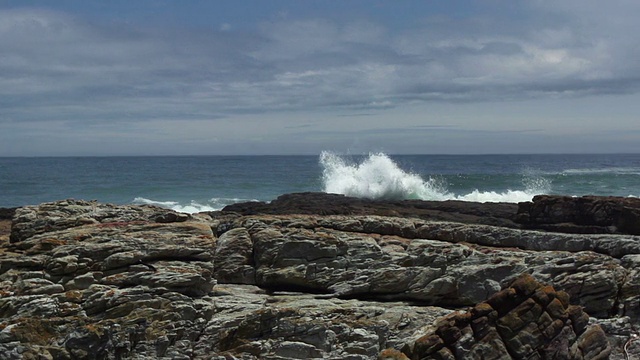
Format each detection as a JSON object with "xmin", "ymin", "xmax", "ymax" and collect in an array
[
  {"xmin": 409, "ymin": 274, "xmax": 610, "ymax": 359},
  {"xmin": 515, "ymin": 195, "xmax": 640, "ymax": 235},
  {"xmin": 222, "ymin": 192, "xmax": 520, "ymax": 228},
  {"xmin": 0, "ymin": 194, "xmax": 638, "ymax": 359}
]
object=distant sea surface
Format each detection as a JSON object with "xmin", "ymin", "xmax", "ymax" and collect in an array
[{"xmin": 1, "ymin": 152, "xmax": 639, "ymax": 213}]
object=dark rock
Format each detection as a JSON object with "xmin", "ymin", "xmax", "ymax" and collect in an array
[
  {"xmin": 516, "ymin": 195, "xmax": 640, "ymax": 235},
  {"xmin": 0, "ymin": 207, "xmax": 16, "ymax": 220},
  {"xmin": 221, "ymin": 192, "xmax": 520, "ymax": 228},
  {"xmin": 226, "ymin": 193, "xmax": 640, "ymax": 236},
  {"xmin": 0, "ymin": 208, "xmax": 15, "ymax": 244}
]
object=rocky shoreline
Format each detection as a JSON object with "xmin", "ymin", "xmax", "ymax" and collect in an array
[{"xmin": 0, "ymin": 193, "xmax": 639, "ymax": 359}]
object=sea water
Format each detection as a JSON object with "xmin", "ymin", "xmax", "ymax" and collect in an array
[{"xmin": 1, "ymin": 153, "xmax": 639, "ymax": 212}]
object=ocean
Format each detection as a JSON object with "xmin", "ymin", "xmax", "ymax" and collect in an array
[{"xmin": 1, "ymin": 152, "xmax": 639, "ymax": 213}]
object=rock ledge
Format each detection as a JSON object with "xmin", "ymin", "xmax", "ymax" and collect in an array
[{"xmin": 0, "ymin": 195, "xmax": 638, "ymax": 359}]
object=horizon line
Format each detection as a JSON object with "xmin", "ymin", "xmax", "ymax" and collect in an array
[{"xmin": 2, "ymin": 152, "xmax": 640, "ymax": 158}]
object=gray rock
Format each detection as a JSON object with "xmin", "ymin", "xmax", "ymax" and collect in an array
[
  {"xmin": 218, "ymin": 215, "xmax": 634, "ymax": 319},
  {"xmin": 10, "ymin": 199, "xmax": 191, "ymax": 243},
  {"xmin": 213, "ymin": 227, "xmax": 256, "ymax": 284},
  {"xmin": 2, "ymin": 199, "xmax": 639, "ymax": 359}
]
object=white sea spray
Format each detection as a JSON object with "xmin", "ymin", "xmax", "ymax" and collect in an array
[
  {"xmin": 132, "ymin": 197, "xmax": 258, "ymax": 213},
  {"xmin": 320, "ymin": 151, "xmax": 450, "ymax": 200},
  {"xmin": 320, "ymin": 151, "xmax": 550, "ymax": 203}
]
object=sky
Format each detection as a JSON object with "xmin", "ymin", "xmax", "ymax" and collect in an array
[{"xmin": 1, "ymin": 0, "xmax": 640, "ymax": 156}]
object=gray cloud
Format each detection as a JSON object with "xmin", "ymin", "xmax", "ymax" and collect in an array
[
  {"xmin": 3, "ymin": 3, "xmax": 640, "ymax": 126},
  {"xmin": 1, "ymin": 2, "xmax": 640, "ymax": 155}
]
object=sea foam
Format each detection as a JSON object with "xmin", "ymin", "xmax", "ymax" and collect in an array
[
  {"xmin": 132, "ymin": 197, "xmax": 258, "ymax": 214},
  {"xmin": 320, "ymin": 151, "xmax": 549, "ymax": 203}
]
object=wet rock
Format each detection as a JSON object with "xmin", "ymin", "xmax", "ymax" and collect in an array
[
  {"xmin": 221, "ymin": 192, "xmax": 520, "ymax": 228},
  {"xmin": 516, "ymin": 195, "xmax": 640, "ymax": 235}
]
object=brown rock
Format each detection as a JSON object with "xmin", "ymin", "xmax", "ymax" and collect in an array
[
  {"xmin": 407, "ymin": 274, "xmax": 611, "ymax": 359},
  {"xmin": 379, "ymin": 348, "xmax": 410, "ymax": 360}
]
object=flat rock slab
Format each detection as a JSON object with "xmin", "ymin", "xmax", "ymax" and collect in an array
[{"xmin": 221, "ymin": 192, "xmax": 520, "ymax": 228}]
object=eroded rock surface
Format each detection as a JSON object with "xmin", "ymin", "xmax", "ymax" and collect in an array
[{"xmin": 1, "ymin": 195, "xmax": 639, "ymax": 359}]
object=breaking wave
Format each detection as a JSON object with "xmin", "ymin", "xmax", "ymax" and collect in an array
[
  {"xmin": 320, "ymin": 151, "xmax": 549, "ymax": 203},
  {"xmin": 132, "ymin": 197, "xmax": 258, "ymax": 214}
]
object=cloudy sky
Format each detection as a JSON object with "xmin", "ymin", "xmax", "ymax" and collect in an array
[{"xmin": 1, "ymin": 0, "xmax": 640, "ymax": 156}]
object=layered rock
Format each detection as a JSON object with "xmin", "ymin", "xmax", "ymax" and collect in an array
[
  {"xmin": 1, "ymin": 200, "xmax": 216, "ymax": 359},
  {"xmin": 214, "ymin": 214, "xmax": 634, "ymax": 319},
  {"xmin": 224, "ymin": 192, "xmax": 640, "ymax": 236},
  {"xmin": 409, "ymin": 274, "xmax": 610, "ymax": 359},
  {"xmin": 0, "ymin": 195, "xmax": 639, "ymax": 359}
]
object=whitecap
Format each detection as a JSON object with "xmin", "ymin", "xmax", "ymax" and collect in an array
[
  {"xmin": 132, "ymin": 197, "xmax": 257, "ymax": 213},
  {"xmin": 319, "ymin": 151, "xmax": 550, "ymax": 203}
]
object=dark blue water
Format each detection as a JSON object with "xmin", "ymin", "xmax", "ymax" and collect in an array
[{"xmin": 1, "ymin": 153, "xmax": 639, "ymax": 212}]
